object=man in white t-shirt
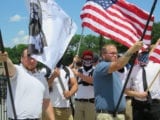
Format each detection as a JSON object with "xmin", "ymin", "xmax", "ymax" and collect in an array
[
  {"xmin": 0, "ymin": 48, "xmax": 55, "ymax": 120},
  {"xmin": 48, "ymin": 61, "xmax": 78, "ymax": 120},
  {"xmin": 125, "ymin": 51, "xmax": 160, "ymax": 120},
  {"xmin": 72, "ymin": 50, "xmax": 96, "ymax": 120}
]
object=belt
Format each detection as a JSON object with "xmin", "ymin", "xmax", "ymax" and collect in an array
[
  {"xmin": 125, "ymin": 96, "xmax": 132, "ymax": 100},
  {"xmin": 152, "ymin": 99, "xmax": 160, "ymax": 103},
  {"xmin": 96, "ymin": 109, "xmax": 125, "ymax": 114},
  {"xmin": 54, "ymin": 107, "xmax": 70, "ymax": 109},
  {"xmin": 75, "ymin": 98, "xmax": 94, "ymax": 103},
  {"xmin": 133, "ymin": 99, "xmax": 160, "ymax": 104},
  {"xmin": 9, "ymin": 118, "xmax": 39, "ymax": 120}
]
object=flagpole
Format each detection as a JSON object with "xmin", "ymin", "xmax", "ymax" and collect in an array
[
  {"xmin": 146, "ymin": 69, "xmax": 160, "ymax": 92},
  {"xmin": 76, "ymin": 27, "xmax": 84, "ymax": 55},
  {"xmin": 114, "ymin": 0, "xmax": 158, "ymax": 116},
  {"xmin": 0, "ymin": 30, "xmax": 17, "ymax": 119}
]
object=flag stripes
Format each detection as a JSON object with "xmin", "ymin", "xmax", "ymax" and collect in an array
[
  {"xmin": 80, "ymin": 0, "xmax": 154, "ymax": 48},
  {"xmin": 149, "ymin": 43, "xmax": 160, "ymax": 63}
]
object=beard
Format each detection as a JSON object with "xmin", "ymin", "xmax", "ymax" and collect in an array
[{"xmin": 25, "ymin": 64, "xmax": 37, "ymax": 72}]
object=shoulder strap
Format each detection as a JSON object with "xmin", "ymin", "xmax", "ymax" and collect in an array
[
  {"xmin": 89, "ymin": 68, "xmax": 94, "ymax": 76},
  {"xmin": 62, "ymin": 66, "xmax": 75, "ymax": 116},
  {"xmin": 63, "ymin": 65, "xmax": 70, "ymax": 79}
]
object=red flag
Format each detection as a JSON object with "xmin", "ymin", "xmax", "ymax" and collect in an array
[{"xmin": 80, "ymin": 0, "xmax": 154, "ymax": 47}]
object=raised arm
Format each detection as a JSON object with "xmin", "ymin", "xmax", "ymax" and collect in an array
[
  {"xmin": 0, "ymin": 51, "xmax": 16, "ymax": 77},
  {"xmin": 108, "ymin": 41, "xmax": 143, "ymax": 73}
]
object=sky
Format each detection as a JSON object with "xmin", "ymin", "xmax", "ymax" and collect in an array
[{"xmin": 0, "ymin": 0, "xmax": 160, "ymax": 47}]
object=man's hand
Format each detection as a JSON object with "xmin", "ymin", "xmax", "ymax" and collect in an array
[
  {"xmin": 136, "ymin": 91, "xmax": 148, "ymax": 99},
  {"xmin": 0, "ymin": 51, "xmax": 8, "ymax": 62},
  {"xmin": 0, "ymin": 51, "xmax": 16, "ymax": 77},
  {"xmin": 63, "ymin": 90, "xmax": 71, "ymax": 99},
  {"xmin": 50, "ymin": 68, "xmax": 60, "ymax": 78},
  {"xmin": 129, "ymin": 41, "xmax": 143, "ymax": 54}
]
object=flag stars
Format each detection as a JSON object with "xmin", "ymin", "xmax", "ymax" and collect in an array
[{"xmin": 89, "ymin": 0, "xmax": 117, "ymax": 9}]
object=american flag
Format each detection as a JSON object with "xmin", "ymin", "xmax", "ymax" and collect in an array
[
  {"xmin": 80, "ymin": 0, "xmax": 154, "ymax": 48},
  {"xmin": 149, "ymin": 40, "xmax": 160, "ymax": 63}
]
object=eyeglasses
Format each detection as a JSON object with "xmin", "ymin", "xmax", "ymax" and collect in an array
[{"xmin": 104, "ymin": 52, "xmax": 118, "ymax": 56}]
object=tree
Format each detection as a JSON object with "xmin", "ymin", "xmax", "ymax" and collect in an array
[
  {"xmin": 5, "ymin": 44, "xmax": 27, "ymax": 64},
  {"xmin": 4, "ymin": 21, "xmax": 160, "ymax": 65},
  {"xmin": 152, "ymin": 22, "xmax": 160, "ymax": 44}
]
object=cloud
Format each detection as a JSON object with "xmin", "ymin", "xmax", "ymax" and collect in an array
[
  {"xmin": 12, "ymin": 30, "xmax": 29, "ymax": 46},
  {"xmin": 17, "ymin": 30, "xmax": 25, "ymax": 36},
  {"xmin": 9, "ymin": 14, "xmax": 24, "ymax": 22}
]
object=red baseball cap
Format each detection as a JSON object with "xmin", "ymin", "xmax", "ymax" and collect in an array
[{"xmin": 82, "ymin": 50, "xmax": 93, "ymax": 59}]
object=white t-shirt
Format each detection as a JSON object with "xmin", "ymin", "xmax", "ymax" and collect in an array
[
  {"xmin": 116, "ymin": 66, "xmax": 129, "ymax": 86},
  {"xmin": 126, "ymin": 61, "xmax": 160, "ymax": 101},
  {"xmin": 116, "ymin": 66, "xmax": 129, "ymax": 97},
  {"xmin": 7, "ymin": 65, "xmax": 49, "ymax": 119},
  {"xmin": 75, "ymin": 67, "xmax": 94, "ymax": 99},
  {"xmin": 50, "ymin": 66, "xmax": 74, "ymax": 108}
]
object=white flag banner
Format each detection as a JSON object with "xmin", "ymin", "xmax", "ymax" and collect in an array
[{"xmin": 28, "ymin": 0, "xmax": 77, "ymax": 70}]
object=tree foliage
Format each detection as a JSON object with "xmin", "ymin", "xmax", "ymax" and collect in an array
[
  {"xmin": 2, "ymin": 22, "xmax": 160, "ymax": 66},
  {"xmin": 5, "ymin": 44, "xmax": 27, "ymax": 64},
  {"xmin": 152, "ymin": 22, "xmax": 160, "ymax": 44}
]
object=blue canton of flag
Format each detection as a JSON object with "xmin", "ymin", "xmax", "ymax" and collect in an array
[{"xmin": 87, "ymin": 0, "xmax": 117, "ymax": 9}]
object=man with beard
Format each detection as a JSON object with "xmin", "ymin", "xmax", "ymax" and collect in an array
[
  {"xmin": 0, "ymin": 48, "xmax": 55, "ymax": 120},
  {"xmin": 72, "ymin": 50, "xmax": 96, "ymax": 120}
]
